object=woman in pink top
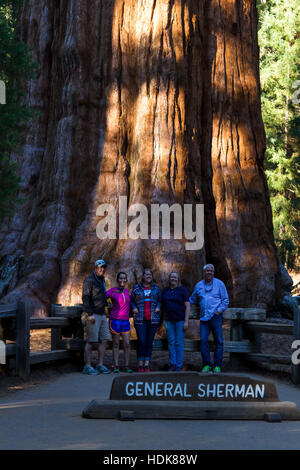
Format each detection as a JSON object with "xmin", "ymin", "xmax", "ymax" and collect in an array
[{"xmin": 106, "ymin": 272, "xmax": 132, "ymax": 373}]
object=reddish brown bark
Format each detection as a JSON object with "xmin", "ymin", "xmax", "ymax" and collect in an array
[{"xmin": 0, "ymin": 0, "xmax": 291, "ymax": 315}]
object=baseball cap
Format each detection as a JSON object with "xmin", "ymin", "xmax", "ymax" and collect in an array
[{"xmin": 94, "ymin": 259, "xmax": 107, "ymax": 268}]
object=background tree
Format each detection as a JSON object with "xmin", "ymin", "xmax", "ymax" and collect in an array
[
  {"xmin": 258, "ymin": 0, "xmax": 300, "ymax": 270},
  {"xmin": 0, "ymin": 0, "xmax": 37, "ymax": 219}
]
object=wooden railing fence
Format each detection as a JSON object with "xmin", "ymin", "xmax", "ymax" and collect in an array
[{"xmin": 0, "ymin": 302, "xmax": 299, "ymax": 384}]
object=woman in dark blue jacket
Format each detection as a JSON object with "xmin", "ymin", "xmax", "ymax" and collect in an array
[{"xmin": 131, "ymin": 268, "xmax": 161, "ymax": 372}]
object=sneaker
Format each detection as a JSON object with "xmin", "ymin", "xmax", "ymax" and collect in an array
[
  {"xmin": 82, "ymin": 365, "xmax": 99, "ymax": 375},
  {"xmin": 175, "ymin": 366, "xmax": 183, "ymax": 371},
  {"xmin": 96, "ymin": 365, "xmax": 111, "ymax": 374},
  {"xmin": 201, "ymin": 365, "xmax": 212, "ymax": 373},
  {"xmin": 123, "ymin": 366, "xmax": 133, "ymax": 373},
  {"xmin": 213, "ymin": 366, "xmax": 221, "ymax": 373},
  {"xmin": 144, "ymin": 366, "xmax": 151, "ymax": 372},
  {"xmin": 138, "ymin": 366, "xmax": 145, "ymax": 373},
  {"xmin": 168, "ymin": 364, "xmax": 176, "ymax": 372},
  {"xmin": 113, "ymin": 366, "xmax": 120, "ymax": 373}
]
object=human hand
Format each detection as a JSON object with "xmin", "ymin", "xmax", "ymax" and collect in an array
[
  {"xmin": 155, "ymin": 308, "xmax": 160, "ymax": 313},
  {"xmin": 89, "ymin": 315, "xmax": 96, "ymax": 324},
  {"xmin": 183, "ymin": 321, "xmax": 189, "ymax": 331}
]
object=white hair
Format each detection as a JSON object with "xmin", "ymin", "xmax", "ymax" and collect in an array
[{"xmin": 203, "ymin": 264, "xmax": 215, "ymax": 272}]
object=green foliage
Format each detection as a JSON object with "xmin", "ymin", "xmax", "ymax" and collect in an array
[
  {"xmin": 258, "ymin": 0, "xmax": 300, "ymax": 269},
  {"xmin": 0, "ymin": 0, "xmax": 37, "ymax": 219}
]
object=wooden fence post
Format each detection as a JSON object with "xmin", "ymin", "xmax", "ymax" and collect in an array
[
  {"xmin": 230, "ymin": 317, "xmax": 243, "ymax": 370},
  {"xmin": 243, "ymin": 326, "xmax": 262, "ymax": 354},
  {"xmin": 51, "ymin": 304, "xmax": 63, "ymax": 351},
  {"xmin": 292, "ymin": 305, "xmax": 300, "ymax": 385},
  {"xmin": 16, "ymin": 302, "xmax": 30, "ymax": 381}
]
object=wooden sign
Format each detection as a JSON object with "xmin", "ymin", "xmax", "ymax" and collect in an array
[
  {"xmin": 109, "ymin": 372, "xmax": 279, "ymax": 402},
  {"xmin": 83, "ymin": 372, "xmax": 300, "ymax": 421}
]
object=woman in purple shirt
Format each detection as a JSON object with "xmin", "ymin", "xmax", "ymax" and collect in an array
[
  {"xmin": 162, "ymin": 272, "xmax": 190, "ymax": 371},
  {"xmin": 106, "ymin": 272, "xmax": 133, "ymax": 373}
]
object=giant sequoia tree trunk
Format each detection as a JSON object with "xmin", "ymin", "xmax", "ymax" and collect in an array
[{"xmin": 0, "ymin": 0, "xmax": 292, "ymax": 315}]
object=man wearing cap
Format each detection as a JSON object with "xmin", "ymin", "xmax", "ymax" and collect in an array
[{"xmin": 81, "ymin": 259, "xmax": 111, "ymax": 375}]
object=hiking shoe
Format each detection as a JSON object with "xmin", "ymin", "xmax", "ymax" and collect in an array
[
  {"xmin": 82, "ymin": 365, "xmax": 99, "ymax": 375},
  {"xmin": 168, "ymin": 364, "xmax": 176, "ymax": 372},
  {"xmin": 138, "ymin": 366, "xmax": 145, "ymax": 373},
  {"xmin": 201, "ymin": 365, "xmax": 212, "ymax": 373},
  {"xmin": 213, "ymin": 366, "xmax": 221, "ymax": 373},
  {"xmin": 123, "ymin": 366, "xmax": 133, "ymax": 373},
  {"xmin": 96, "ymin": 365, "xmax": 111, "ymax": 374}
]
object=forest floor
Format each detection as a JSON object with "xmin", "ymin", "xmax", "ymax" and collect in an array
[{"xmin": 291, "ymin": 270, "xmax": 300, "ymax": 296}]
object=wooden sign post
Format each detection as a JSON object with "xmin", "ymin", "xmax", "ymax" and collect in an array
[{"xmin": 82, "ymin": 372, "xmax": 300, "ymax": 421}]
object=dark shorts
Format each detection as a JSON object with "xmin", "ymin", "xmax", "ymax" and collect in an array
[{"xmin": 110, "ymin": 319, "xmax": 131, "ymax": 335}]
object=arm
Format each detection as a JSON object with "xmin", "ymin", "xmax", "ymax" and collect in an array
[
  {"xmin": 106, "ymin": 288, "xmax": 113, "ymax": 304},
  {"xmin": 155, "ymin": 286, "xmax": 162, "ymax": 313},
  {"xmin": 105, "ymin": 289, "xmax": 113, "ymax": 311},
  {"xmin": 159, "ymin": 289, "xmax": 166, "ymax": 325},
  {"xmin": 130, "ymin": 287, "xmax": 138, "ymax": 314},
  {"xmin": 183, "ymin": 301, "xmax": 190, "ymax": 330},
  {"xmin": 82, "ymin": 278, "xmax": 94, "ymax": 316},
  {"xmin": 216, "ymin": 283, "xmax": 229, "ymax": 314},
  {"xmin": 189, "ymin": 285, "xmax": 199, "ymax": 305}
]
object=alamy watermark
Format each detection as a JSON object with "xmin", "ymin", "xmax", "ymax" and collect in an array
[
  {"xmin": 96, "ymin": 196, "xmax": 204, "ymax": 251},
  {"xmin": 0, "ymin": 80, "xmax": 6, "ymax": 104},
  {"xmin": 0, "ymin": 340, "xmax": 5, "ymax": 365},
  {"xmin": 292, "ymin": 340, "xmax": 300, "ymax": 366}
]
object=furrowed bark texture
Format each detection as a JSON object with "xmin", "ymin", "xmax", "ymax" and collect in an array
[{"xmin": 0, "ymin": 0, "xmax": 290, "ymax": 315}]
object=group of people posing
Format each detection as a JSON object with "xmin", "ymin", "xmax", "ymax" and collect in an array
[{"xmin": 81, "ymin": 260, "xmax": 229, "ymax": 376}]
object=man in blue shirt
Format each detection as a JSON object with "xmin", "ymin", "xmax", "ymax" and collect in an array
[{"xmin": 190, "ymin": 264, "xmax": 229, "ymax": 373}]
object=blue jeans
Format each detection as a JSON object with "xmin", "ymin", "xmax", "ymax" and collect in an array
[
  {"xmin": 134, "ymin": 321, "xmax": 158, "ymax": 361},
  {"xmin": 200, "ymin": 314, "xmax": 223, "ymax": 368},
  {"xmin": 164, "ymin": 320, "xmax": 185, "ymax": 369}
]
